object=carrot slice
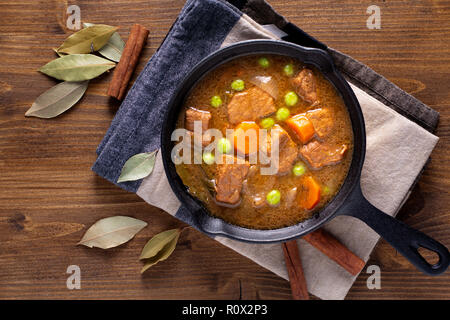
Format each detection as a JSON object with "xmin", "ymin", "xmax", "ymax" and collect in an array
[
  {"xmin": 233, "ymin": 121, "xmax": 260, "ymax": 155},
  {"xmin": 298, "ymin": 176, "xmax": 321, "ymax": 210},
  {"xmin": 286, "ymin": 114, "xmax": 315, "ymax": 143}
]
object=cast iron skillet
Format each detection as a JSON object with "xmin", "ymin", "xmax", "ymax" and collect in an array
[{"xmin": 161, "ymin": 40, "xmax": 450, "ymax": 275}]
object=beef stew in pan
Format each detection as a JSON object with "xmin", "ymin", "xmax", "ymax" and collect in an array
[{"xmin": 175, "ymin": 54, "xmax": 353, "ymax": 229}]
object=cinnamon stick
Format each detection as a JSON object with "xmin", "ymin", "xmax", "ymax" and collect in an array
[
  {"xmin": 108, "ymin": 24, "xmax": 149, "ymax": 100},
  {"xmin": 282, "ymin": 240, "xmax": 309, "ymax": 300},
  {"xmin": 303, "ymin": 229, "xmax": 365, "ymax": 276}
]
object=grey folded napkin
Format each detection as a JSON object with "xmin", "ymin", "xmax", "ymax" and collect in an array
[{"xmin": 92, "ymin": 0, "xmax": 439, "ymax": 300}]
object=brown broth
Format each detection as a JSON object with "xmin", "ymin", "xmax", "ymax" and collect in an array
[{"xmin": 175, "ymin": 54, "xmax": 353, "ymax": 229}]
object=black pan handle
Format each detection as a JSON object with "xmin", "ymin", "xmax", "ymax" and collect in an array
[{"xmin": 337, "ymin": 184, "xmax": 449, "ymax": 275}]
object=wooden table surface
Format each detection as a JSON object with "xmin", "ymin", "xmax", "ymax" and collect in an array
[{"xmin": 1, "ymin": 0, "xmax": 449, "ymax": 300}]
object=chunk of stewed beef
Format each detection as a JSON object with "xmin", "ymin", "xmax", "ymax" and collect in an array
[
  {"xmin": 215, "ymin": 155, "xmax": 250, "ymax": 205},
  {"xmin": 186, "ymin": 130, "xmax": 212, "ymax": 148},
  {"xmin": 227, "ymin": 87, "xmax": 276, "ymax": 124},
  {"xmin": 262, "ymin": 125, "xmax": 299, "ymax": 175},
  {"xmin": 300, "ymin": 140, "xmax": 348, "ymax": 169},
  {"xmin": 185, "ymin": 107, "xmax": 211, "ymax": 132},
  {"xmin": 272, "ymin": 125, "xmax": 299, "ymax": 175},
  {"xmin": 306, "ymin": 108, "xmax": 334, "ymax": 139},
  {"xmin": 291, "ymin": 68, "xmax": 318, "ymax": 104}
]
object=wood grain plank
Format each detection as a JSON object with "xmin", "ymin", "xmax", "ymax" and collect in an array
[{"xmin": 0, "ymin": 0, "xmax": 449, "ymax": 300}]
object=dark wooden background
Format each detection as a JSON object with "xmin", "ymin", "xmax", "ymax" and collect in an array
[{"xmin": 0, "ymin": 0, "xmax": 449, "ymax": 300}]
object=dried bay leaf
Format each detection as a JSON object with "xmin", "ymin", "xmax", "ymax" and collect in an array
[
  {"xmin": 117, "ymin": 150, "xmax": 158, "ymax": 183},
  {"xmin": 140, "ymin": 228, "xmax": 181, "ymax": 260},
  {"xmin": 140, "ymin": 228, "xmax": 181, "ymax": 273},
  {"xmin": 25, "ymin": 81, "xmax": 88, "ymax": 118},
  {"xmin": 57, "ymin": 24, "xmax": 118, "ymax": 54},
  {"xmin": 78, "ymin": 216, "xmax": 147, "ymax": 249},
  {"xmin": 83, "ymin": 22, "xmax": 124, "ymax": 62},
  {"xmin": 97, "ymin": 33, "xmax": 125, "ymax": 62},
  {"xmin": 39, "ymin": 54, "xmax": 115, "ymax": 81},
  {"xmin": 141, "ymin": 240, "xmax": 179, "ymax": 273},
  {"xmin": 53, "ymin": 48, "xmax": 66, "ymax": 57}
]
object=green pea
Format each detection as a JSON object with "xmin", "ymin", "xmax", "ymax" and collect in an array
[
  {"xmin": 276, "ymin": 107, "xmax": 290, "ymax": 121},
  {"xmin": 217, "ymin": 138, "xmax": 232, "ymax": 154},
  {"xmin": 202, "ymin": 152, "xmax": 215, "ymax": 165},
  {"xmin": 260, "ymin": 117, "xmax": 275, "ymax": 129},
  {"xmin": 210, "ymin": 95, "xmax": 222, "ymax": 108},
  {"xmin": 258, "ymin": 57, "xmax": 270, "ymax": 68},
  {"xmin": 323, "ymin": 186, "xmax": 331, "ymax": 195},
  {"xmin": 292, "ymin": 162, "xmax": 306, "ymax": 176},
  {"xmin": 231, "ymin": 79, "xmax": 245, "ymax": 91},
  {"xmin": 283, "ymin": 64, "xmax": 294, "ymax": 76},
  {"xmin": 284, "ymin": 91, "xmax": 299, "ymax": 106},
  {"xmin": 266, "ymin": 189, "xmax": 281, "ymax": 206}
]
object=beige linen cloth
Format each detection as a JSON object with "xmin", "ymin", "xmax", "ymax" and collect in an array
[{"xmin": 136, "ymin": 15, "xmax": 439, "ymax": 299}]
